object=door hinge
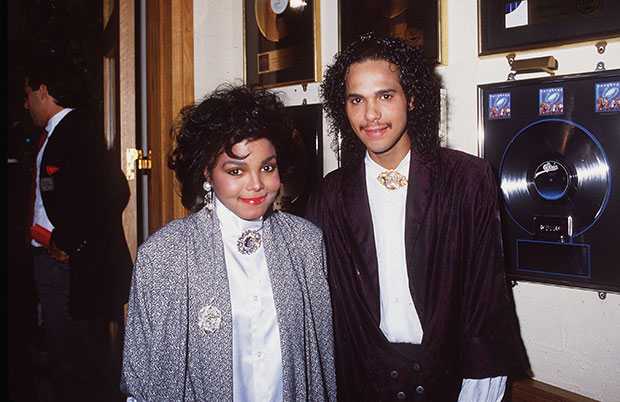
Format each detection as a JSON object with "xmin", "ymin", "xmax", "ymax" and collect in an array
[{"xmin": 126, "ymin": 148, "xmax": 152, "ymax": 181}]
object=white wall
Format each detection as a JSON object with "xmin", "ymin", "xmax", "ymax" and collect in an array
[{"xmin": 194, "ymin": 1, "xmax": 620, "ymax": 400}]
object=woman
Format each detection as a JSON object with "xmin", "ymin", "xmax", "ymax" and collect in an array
[{"xmin": 120, "ymin": 85, "xmax": 336, "ymax": 401}]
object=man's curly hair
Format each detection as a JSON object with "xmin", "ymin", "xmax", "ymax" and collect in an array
[
  {"xmin": 168, "ymin": 84, "xmax": 294, "ymax": 211},
  {"xmin": 321, "ymin": 34, "xmax": 441, "ymax": 167}
]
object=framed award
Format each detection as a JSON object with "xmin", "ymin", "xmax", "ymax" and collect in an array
[
  {"xmin": 478, "ymin": 69, "xmax": 620, "ymax": 292},
  {"xmin": 244, "ymin": 0, "xmax": 321, "ymax": 88},
  {"xmin": 275, "ymin": 103, "xmax": 323, "ymax": 216},
  {"xmin": 479, "ymin": 0, "xmax": 620, "ymax": 56},
  {"xmin": 340, "ymin": 0, "xmax": 444, "ymax": 64}
]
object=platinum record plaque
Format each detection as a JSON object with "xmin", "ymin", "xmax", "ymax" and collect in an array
[{"xmin": 479, "ymin": 69, "xmax": 620, "ymax": 292}]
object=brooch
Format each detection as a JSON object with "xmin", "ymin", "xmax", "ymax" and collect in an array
[
  {"xmin": 237, "ymin": 229, "xmax": 261, "ymax": 255},
  {"xmin": 377, "ymin": 170, "xmax": 408, "ymax": 190},
  {"xmin": 198, "ymin": 301, "xmax": 222, "ymax": 334}
]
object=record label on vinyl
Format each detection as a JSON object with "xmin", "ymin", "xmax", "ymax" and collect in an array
[
  {"xmin": 271, "ymin": 0, "xmax": 288, "ymax": 14},
  {"xmin": 533, "ymin": 160, "xmax": 570, "ymax": 200}
]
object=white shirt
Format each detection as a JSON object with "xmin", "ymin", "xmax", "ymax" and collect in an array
[
  {"xmin": 365, "ymin": 151, "xmax": 423, "ymax": 344},
  {"xmin": 364, "ymin": 151, "xmax": 506, "ymax": 401},
  {"xmin": 31, "ymin": 108, "xmax": 73, "ymax": 247},
  {"xmin": 216, "ymin": 197, "xmax": 284, "ymax": 402}
]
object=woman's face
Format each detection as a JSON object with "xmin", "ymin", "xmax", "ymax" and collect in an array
[{"xmin": 208, "ymin": 138, "xmax": 280, "ymax": 220}]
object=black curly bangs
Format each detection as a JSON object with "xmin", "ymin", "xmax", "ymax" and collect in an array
[
  {"xmin": 168, "ymin": 84, "xmax": 294, "ymax": 211},
  {"xmin": 320, "ymin": 34, "xmax": 441, "ymax": 167}
]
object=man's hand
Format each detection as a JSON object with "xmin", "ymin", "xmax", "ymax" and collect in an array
[{"xmin": 48, "ymin": 239, "xmax": 69, "ymax": 263}]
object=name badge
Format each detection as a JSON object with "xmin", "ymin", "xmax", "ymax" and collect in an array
[{"xmin": 41, "ymin": 177, "xmax": 55, "ymax": 192}]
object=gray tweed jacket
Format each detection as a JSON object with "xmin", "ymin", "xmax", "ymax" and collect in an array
[{"xmin": 121, "ymin": 207, "xmax": 336, "ymax": 401}]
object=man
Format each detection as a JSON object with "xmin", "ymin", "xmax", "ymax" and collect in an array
[
  {"xmin": 25, "ymin": 54, "xmax": 133, "ymax": 401},
  {"xmin": 306, "ymin": 34, "xmax": 526, "ymax": 401}
]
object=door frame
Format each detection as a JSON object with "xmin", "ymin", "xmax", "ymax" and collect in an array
[
  {"xmin": 145, "ymin": 0, "xmax": 194, "ymax": 234},
  {"xmin": 103, "ymin": 0, "xmax": 194, "ymax": 253},
  {"xmin": 103, "ymin": 0, "xmax": 138, "ymax": 259}
]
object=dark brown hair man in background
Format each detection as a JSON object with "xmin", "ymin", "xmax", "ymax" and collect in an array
[{"xmin": 24, "ymin": 53, "xmax": 132, "ymax": 402}]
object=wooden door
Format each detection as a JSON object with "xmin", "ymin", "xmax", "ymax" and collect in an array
[
  {"xmin": 103, "ymin": 0, "xmax": 194, "ymax": 248},
  {"xmin": 145, "ymin": 0, "xmax": 194, "ymax": 233},
  {"xmin": 101, "ymin": 1, "xmax": 138, "ymax": 392}
]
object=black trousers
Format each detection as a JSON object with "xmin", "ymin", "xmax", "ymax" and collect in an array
[{"xmin": 33, "ymin": 249, "xmax": 120, "ymax": 402}]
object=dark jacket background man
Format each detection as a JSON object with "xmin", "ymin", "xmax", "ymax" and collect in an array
[{"xmin": 25, "ymin": 53, "xmax": 132, "ymax": 402}]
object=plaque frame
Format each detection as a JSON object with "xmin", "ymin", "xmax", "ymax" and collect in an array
[
  {"xmin": 244, "ymin": 0, "xmax": 321, "ymax": 88},
  {"xmin": 275, "ymin": 103, "xmax": 323, "ymax": 216},
  {"xmin": 477, "ymin": 69, "xmax": 620, "ymax": 292},
  {"xmin": 478, "ymin": 0, "xmax": 620, "ymax": 56},
  {"xmin": 339, "ymin": 0, "xmax": 446, "ymax": 65}
]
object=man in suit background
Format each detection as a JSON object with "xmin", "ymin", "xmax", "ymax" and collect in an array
[{"xmin": 25, "ymin": 53, "xmax": 133, "ymax": 402}]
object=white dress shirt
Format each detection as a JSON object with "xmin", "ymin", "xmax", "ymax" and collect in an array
[
  {"xmin": 31, "ymin": 108, "xmax": 73, "ymax": 247},
  {"xmin": 216, "ymin": 197, "xmax": 284, "ymax": 402},
  {"xmin": 365, "ymin": 151, "xmax": 423, "ymax": 344},
  {"xmin": 364, "ymin": 151, "xmax": 506, "ymax": 401}
]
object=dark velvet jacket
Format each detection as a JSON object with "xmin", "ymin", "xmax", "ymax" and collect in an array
[
  {"xmin": 38, "ymin": 110, "xmax": 133, "ymax": 319},
  {"xmin": 306, "ymin": 147, "xmax": 525, "ymax": 401}
]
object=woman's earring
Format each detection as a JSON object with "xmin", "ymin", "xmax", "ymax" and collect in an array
[{"xmin": 203, "ymin": 181, "xmax": 214, "ymax": 212}]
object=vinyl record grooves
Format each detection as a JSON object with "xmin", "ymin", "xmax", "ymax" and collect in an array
[
  {"xmin": 255, "ymin": 0, "xmax": 305, "ymax": 42},
  {"xmin": 499, "ymin": 119, "xmax": 610, "ymax": 236},
  {"xmin": 361, "ymin": 0, "xmax": 409, "ymax": 19}
]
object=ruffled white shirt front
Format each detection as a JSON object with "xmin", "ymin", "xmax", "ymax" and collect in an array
[{"xmin": 216, "ymin": 197, "xmax": 284, "ymax": 402}]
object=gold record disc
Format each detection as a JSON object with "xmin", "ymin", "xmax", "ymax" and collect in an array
[
  {"xmin": 361, "ymin": 0, "xmax": 409, "ymax": 19},
  {"xmin": 255, "ymin": 0, "xmax": 306, "ymax": 42}
]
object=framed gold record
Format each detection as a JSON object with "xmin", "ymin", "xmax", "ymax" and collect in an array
[
  {"xmin": 244, "ymin": 0, "xmax": 321, "ymax": 88},
  {"xmin": 340, "ymin": 0, "xmax": 445, "ymax": 64}
]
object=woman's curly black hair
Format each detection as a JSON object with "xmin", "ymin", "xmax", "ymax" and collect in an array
[
  {"xmin": 168, "ymin": 84, "xmax": 294, "ymax": 211},
  {"xmin": 321, "ymin": 34, "xmax": 441, "ymax": 167}
]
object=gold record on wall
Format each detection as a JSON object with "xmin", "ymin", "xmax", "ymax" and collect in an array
[
  {"xmin": 255, "ymin": 0, "xmax": 305, "ymax": 42},
  {"xmin": 245, "ymin": 0, "xmax": 321, "ymax": 88}
]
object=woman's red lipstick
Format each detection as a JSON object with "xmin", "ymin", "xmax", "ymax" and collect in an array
[{"xmin": 240, "ymin": 196, "xmax": 266, "ymax": 206}]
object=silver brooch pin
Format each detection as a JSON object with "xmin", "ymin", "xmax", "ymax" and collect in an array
[
  {"xmin": 198, "ymin": 300, "xmax": 222, "ymax": 334},
  {"xmin": 237, "ymin": 229, "xmax": 261, "ymax": 255}
]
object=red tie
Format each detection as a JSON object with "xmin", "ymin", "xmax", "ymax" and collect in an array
[{"xmin": 27, "ymin": 130, "xmax": 48, "ymax": 240}]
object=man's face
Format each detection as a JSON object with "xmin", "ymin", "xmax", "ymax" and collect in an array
[
  {"xmin": 344, "ymin": 59, "xmax": 413, "ymax": 169},
  {"xmin": 24, "ymin": 78, "xmax": 47, "ymax": 127}
]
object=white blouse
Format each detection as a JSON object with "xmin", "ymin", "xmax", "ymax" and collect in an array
[{"xmin": 216, "ymin": 197, "xmax": 284, "ymax": 402}]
